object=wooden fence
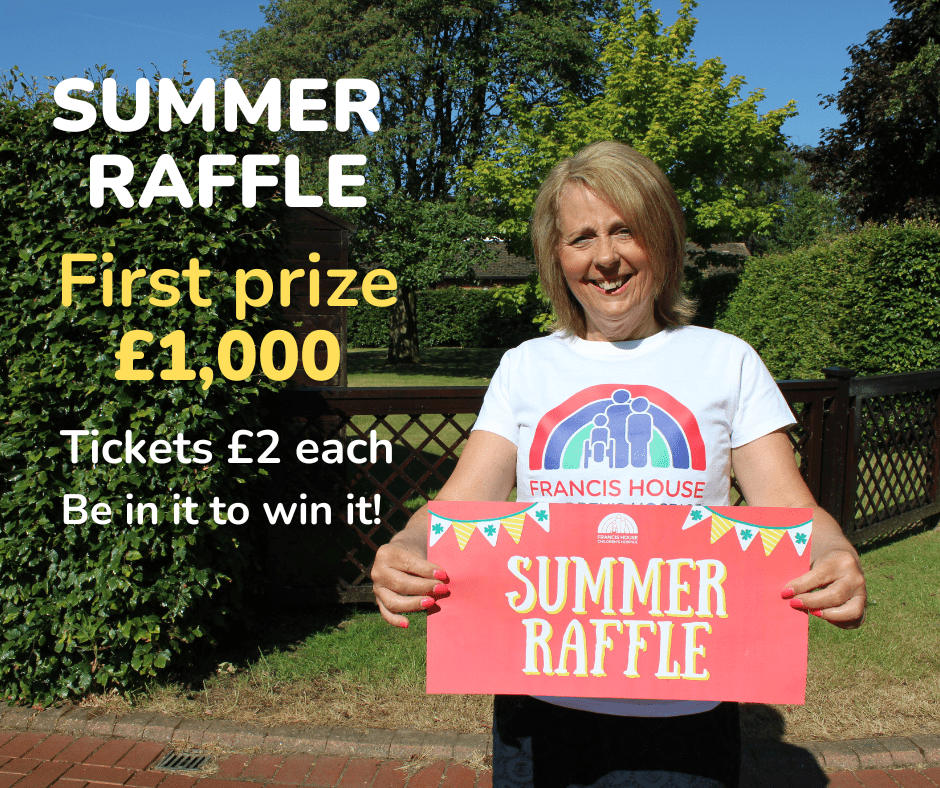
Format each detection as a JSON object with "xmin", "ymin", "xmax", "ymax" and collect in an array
[{"xmin": 271, "ymin": 366, "xmax": 940, "ymax": 602}]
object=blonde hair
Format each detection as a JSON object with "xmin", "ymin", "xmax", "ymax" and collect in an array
[{"xmin": 531, "ymin": 141, "xmax": 695, "ymax": 336}]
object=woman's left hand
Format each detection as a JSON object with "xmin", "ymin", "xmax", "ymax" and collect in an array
[{"xmin": 783, "ymin": 546, "xmax": 867, "ymax": 629}]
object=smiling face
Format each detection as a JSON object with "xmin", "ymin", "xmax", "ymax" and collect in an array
[{"xmin": 556, "ymin": 184, "xmax": 661, "ymax": 342}]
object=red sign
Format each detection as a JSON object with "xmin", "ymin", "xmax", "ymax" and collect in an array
[{"xmin": 426, "ymin": 503, "xmax": 811, "ymax": 704}]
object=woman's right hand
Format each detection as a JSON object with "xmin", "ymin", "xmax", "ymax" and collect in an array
[
  {"xmin": 370, "ymin": 429, "xmax": 519, "ymax": 628},
  {"xmin": 371, "ymin": 534, "xmax": 449, "ymax": 629}
]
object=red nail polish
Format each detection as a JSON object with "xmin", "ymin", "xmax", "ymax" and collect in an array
[
  {"xmin": 397, "ymin": 619, "xmax": 409, "ymax": 629},
  {"xmin": 433, "ymin": 583, "xmax": 447, "ymax": 595},
  {"xmin": 789, "ymin": 599, "xmax": 806, "ymax": 610},
  {"xmin": 420, "ymin": 597, "xmax": 434, "ymax": 609},
  {"xmin": 781, "ymin": 587, "xmax": 795, "ymax": 600},
  {"xmin": 434, "ymin": 570, "xmax": 449, "ymax": 582},
  {"xmin": 810, "ymin": 609, "xmax": 825, "ymax": 618}
]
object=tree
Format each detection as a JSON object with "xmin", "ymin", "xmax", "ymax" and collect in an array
[
  {"xmin": 804, "ymin": 0, "xmax": 940, "ymax": 223},
  {"xmin": 748, "ymin": 148, "xmax": 853, "ymax": 256},
  {"xmin": 466, "ymin": 0, "xmax": 797, "ymax": 252},
  {"xmin": 214, "ymin": 0, "xmax": 609, "ymax": 362},
  {"xmin": 358, "ymin": 194, "xmax": 495, "ymax": 361}
]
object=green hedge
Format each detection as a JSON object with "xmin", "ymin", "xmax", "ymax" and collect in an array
[
  {"xmin": 716, "ymin": 222, "xmax": 940, "ymax": 378},
  {"xmin": 348, "ymin": 284, "xmax": 546, "ymax": 348},
  {"xmin": 0, "ymin": 77, "xmax": 287, "ymax": 703}
]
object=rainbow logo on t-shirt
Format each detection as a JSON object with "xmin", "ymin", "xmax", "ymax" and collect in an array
[{"xmin": 528, "ymin": 384, "xmax": 707, "ymax": 471}]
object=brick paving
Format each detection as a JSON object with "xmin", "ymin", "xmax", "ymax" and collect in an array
[
  {"xmin": 0, "ymin": 733, "xmax": 486, "ymax": 788},
  {"xmin": 0, "ymin": 707, "xmax": 937, "ymax": 787}
]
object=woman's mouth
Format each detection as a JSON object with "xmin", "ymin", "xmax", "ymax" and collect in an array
[{"xmin": 590, "ymin": 274, "xmax": 632, "ymax": 294}]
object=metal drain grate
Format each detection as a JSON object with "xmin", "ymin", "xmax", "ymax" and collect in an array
[{"xmin": 154, "ymin": 751, "xmax": 211, "ymax": 771}]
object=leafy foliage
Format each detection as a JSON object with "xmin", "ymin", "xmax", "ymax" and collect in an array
[
  {"xmin": 748, "ymin": 149, "xmax": 853, "ymax": 256},
  {"xmin": 804, "ymin": 0, "xmax": 940, "ymax": 223},
  {"xmin": 716, "ymin": 222, "xmax": 940, "ymax": 378},
  {"xmin": 214, "ymin": 0, "xmax": 608, "ymax": 361},
  {"xmin": 355, "ymin": 196, "xmax": 497, "ymax": 363},
  {"xmin": 465, "ymin": 0, "xmax": 797, "ymax": 253},
  {"xmin": 489, "ymin": 275, "xmax": 554, "ymax": 334},
  {"xmin": 0, "ymin": 71, "xmax": 287, "ymax": 704},
  {"xmin": 347, "ymin": 285, "xmax": 546, "ymax": 349}
]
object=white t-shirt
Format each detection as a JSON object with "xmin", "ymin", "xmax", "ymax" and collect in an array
[{"xmin": 473, "ymin": 326, "xmax": 795, "ymax": 716}]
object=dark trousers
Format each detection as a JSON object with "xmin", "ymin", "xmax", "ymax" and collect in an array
[{"xmin": 493, "ymin": 695, "xmax": 741, "ymax": 788}]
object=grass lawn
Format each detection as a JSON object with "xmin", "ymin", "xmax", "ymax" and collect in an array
[
  {"xmin": 347, "ymin": 347, "xmax": 505, "ymax": 387},
  {"xmin": 787, "ymin": 523, "xmax": 940, "ymax": 741},
  {"xmin": 94, "ymin": 524, "xmax": 940, "ymax": 743}
]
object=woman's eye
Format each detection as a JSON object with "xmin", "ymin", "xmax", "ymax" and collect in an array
[{"xmin": 616, "ymin": 228, "xmax": 633, "ymax": 238}]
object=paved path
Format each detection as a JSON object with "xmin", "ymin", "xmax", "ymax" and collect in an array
[
  {"xmin": 0, "ymin": 731, "xmax": 489, "ymax": 788},
  {"xmin": 0, "ymin": 706, "xmax": 938, "ymax": 788}
]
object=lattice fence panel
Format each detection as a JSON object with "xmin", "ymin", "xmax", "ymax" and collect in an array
[
  {"xmin": 271, "ymin": 379, "xmax": 940, "ymax": 599},
  {"xmin": 732, "ymin": 398, "xmax": 818, "ymax": 506},
  {"xmin": 275, "ymin": 409, "xmax": 478, "ymax": 598},
  {"xmin": 787, "ymin": 399, "xmax": 816, "ymax": 483},
  {"xmin": 853, "ymin": 389, "xmax": 939, "ymax": 530}
]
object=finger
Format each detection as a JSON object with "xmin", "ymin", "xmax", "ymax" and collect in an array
[
  {"xmin": 792, "ymin": 579, "xmax": 863, "ymax": 611},
  {"xmin": 782, "ymin": 548, "xmax": 866, "ymax": 629},
  {"xmin": 792, "ymin": 595, "xmax": 867, "ymax": 629},
  {"xmin": 371, "ymin": 544, "xmax": 451, "ymax": 631},
  {"xmin": 371, "ymin": 550, "xmax": 450, "ymax": 601},
  {"xmin": 373, "ymin": 566, "xmax": 444, "ymax": 598},
  {"xmin": 374, "ymin": 583, "xmax": 439, "ymax": 619},
  {"xmin": 376, "ymin": 597, "xmax": 411, "ymax": 630},
  {"xmin": 783, "ymin": 549, "xmax": 863, "ymax": 597},
  {"xmin": 794, "ymin": 565, "xmax": 865, "ymax": 609},
  {"xmin": 373, "ymin": 544, "xmax": 448, "ymax": 583},
  {"xmin": 784, "ymin": 565, "xmax": 843, "ymax": 596}
]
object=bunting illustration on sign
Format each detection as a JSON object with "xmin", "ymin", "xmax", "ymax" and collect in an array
[
  {"xmin": 680, "ymin": 505, "xmax": 812, "ymax": 556},
  {"xmin": 429, "ymin": 502, "xmax": 551, "ymax": 549}
]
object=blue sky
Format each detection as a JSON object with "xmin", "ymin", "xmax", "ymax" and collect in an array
[{"xmin": 1, "ymin": 0, "xmax": 895, "ymax": 147}]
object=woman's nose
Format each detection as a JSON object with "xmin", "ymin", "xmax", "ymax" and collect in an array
[{"xmin": 595, "ymin": 234, "xmax": 618, "ymax": 266}]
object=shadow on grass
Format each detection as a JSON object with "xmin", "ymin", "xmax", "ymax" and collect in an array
[
  {"xmin": 163, "ymin": 602, "xmax": 374, "ymax": 693},
  {"xmin": 348, "ymin": 347, "xmax": 505, "ymax": 381},
  {"xmin": 856, "ymin": 512, "xmax": 940, "ymax": 555}
]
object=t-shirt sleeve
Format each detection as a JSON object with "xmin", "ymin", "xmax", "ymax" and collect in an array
[
  {"xmin": 472, "ymin": 351, "xmax": 520, "ymax": 446},
  {"xmin": 730, "ymin": 341, "xmax": 796, "ymax": 448}
]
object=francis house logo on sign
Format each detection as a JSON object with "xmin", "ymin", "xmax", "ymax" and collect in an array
[{"xmin": 597, "ymin": 512, "xmax": 638, "ymax": 545}]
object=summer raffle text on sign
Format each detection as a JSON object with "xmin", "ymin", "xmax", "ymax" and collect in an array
[{"xmin": 426, "ymin": 503, "xmax": 812, "ymax": 704}]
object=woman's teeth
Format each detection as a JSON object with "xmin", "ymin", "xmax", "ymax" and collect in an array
[{"xmin": 597, "ymin": 276, "xmax": 628, "ymax": 292}]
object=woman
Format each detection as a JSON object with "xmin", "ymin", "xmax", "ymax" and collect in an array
[{"xmin": 372, "ymin": 141, "xmax": 866, "ymax": 788}]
